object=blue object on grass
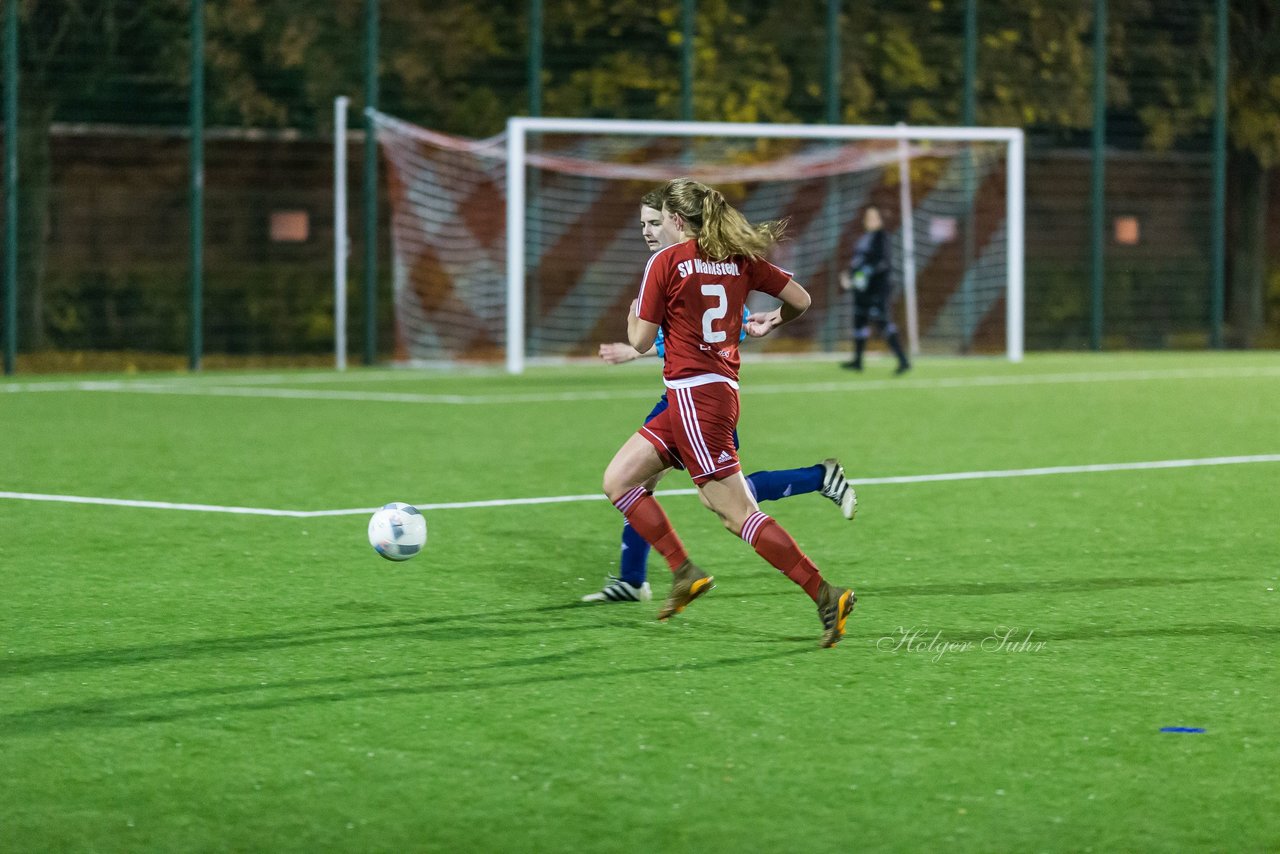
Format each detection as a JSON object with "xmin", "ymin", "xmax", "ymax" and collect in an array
[{"xmin": 1159, "ymin": 727, "xmax": 1206, "ymax": 733}]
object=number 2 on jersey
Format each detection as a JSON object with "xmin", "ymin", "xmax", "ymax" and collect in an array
[{"xmin": 700, "ymin": 284, "xmax": 728, "ymax": 344}]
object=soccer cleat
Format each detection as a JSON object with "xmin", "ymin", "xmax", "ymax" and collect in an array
[
  {"xmin": 819, "ymin": 458, "xmax": 858, "ymax": 521},
  {"xmin": 894, "ymin": 361, "xmax": 911, "ymax": 375},
  {"xmin": 841, "ymin": 360, "xmax": 863, "ymax": 372},
  {"xmin": 657, "ymin": 560, "xmax": 715, "ymax": 621},
  {"xmin": 817, "ymin": 582, "xmax": 857, "ymax": 648},
  {"xmin": 581, "ymin": 576, "xmax": 652, "ymax": 604}
]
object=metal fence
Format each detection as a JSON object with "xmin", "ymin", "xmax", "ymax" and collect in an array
[{"xmin": 1, "ymin": 0, "xmax": 1275, "ymax": 373}]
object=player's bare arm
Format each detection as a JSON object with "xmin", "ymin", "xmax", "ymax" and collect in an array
[
  {"xmin": 599, "ymin": 342, "xmax": 656, "ymax": 364},
  {"xmin": 744, "ymin": 280, "xmax": 811, "ymax": 338},
  {"xmin": 627, "ymin": 299, "xmax": 660, "ymax": 353}
]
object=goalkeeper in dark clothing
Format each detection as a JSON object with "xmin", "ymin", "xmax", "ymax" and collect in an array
[{"xmin": 839, "ymin": 205, "xmax": 910, "ymax": 374}]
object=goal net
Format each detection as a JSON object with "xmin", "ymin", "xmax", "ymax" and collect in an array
[{"xmin": 369, "ymin": 111, "xmax": 1023, "ymax": 371}]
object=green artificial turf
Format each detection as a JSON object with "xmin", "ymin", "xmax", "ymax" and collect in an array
[{"xmin": 2, "ymin": 352, "xmax": 1277, "ymax": 852}]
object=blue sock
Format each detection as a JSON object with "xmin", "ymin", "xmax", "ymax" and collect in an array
[
  {"xmin": 745, "ymin": 465, "xmax": 825, "ymax": 503},
  {"xmin": 618, "ymin": 521, "xmax": 651, "ymax": 586}
]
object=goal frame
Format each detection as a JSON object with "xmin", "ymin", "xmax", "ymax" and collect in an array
[{"xmin": 502, "ymin": 117, "xmax": 1024, "ymax": 374}]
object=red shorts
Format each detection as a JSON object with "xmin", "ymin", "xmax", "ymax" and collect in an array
[{"xmin": 639, "ymin": 381, "xmax": 741, "ymax": 484}]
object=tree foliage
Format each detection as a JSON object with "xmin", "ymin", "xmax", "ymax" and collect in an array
[
  {"xmin": 17, "ymin": 0, "xmax": 1273, "ymax": 161},
  {"xmin": 1229, "ymin": 2, "xmax": 1280, "ymax": 169},
  {"xmin": 19, "ymin": 0, "xmax": 187, "ymax": 123}
]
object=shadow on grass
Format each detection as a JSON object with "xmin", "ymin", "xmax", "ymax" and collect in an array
[
  {"xmin": 4, "ymin": 575, "xmax": 1256, "ymax": 679},
  {"xmin": 864, "ymin": 574, "xmax": 1256, "ymax": 599},
  {"xmin": 6, "ymin": 587, "xmax": 844, "ymax": 680},
  {"xmin": 1029, "ymin": 623, "xmax": 1280, "ymax": 642},
  {"xmin": 698, "ymin": 574, "xmax": 1256, "ymax": 606},
  {"xmin": 0, "ymin": 603, "xmax": 598, "ymax": 679},
  {"xmin": 0, "ymin": 645, "xmax": 813, "ymax": 736}
]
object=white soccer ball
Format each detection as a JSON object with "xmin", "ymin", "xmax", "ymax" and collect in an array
[{"xmin": 367, "ymin": 502, "xmax": 428, "ymax": 562}]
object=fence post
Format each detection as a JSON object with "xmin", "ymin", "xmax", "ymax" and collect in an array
[
  {"xmin": 3, "ymin": 0, "xmax": 17, "ymax": 374},
  {"xmin": 961, "ymin": 0, "xmax": 978, "ymax": 352},
  {"xmin": 363, "ymin": 0, "xmax": 379, "ymax": 365},
  {"xmin": 963, "ymin": 0, "xmax": 977, "ymax": 125},
  {"xmin": 1209, "ymin": 0, "xmax": 1227, "ymax": 348},
  {"xmin": 189, "ymin": 0, "xmax": 204, "ymax": 372},
  {"xmin": 1090, "ymin": 0, "xmax": 1106, "ymax": 351},
  {"xmin": 825, "ymin": 0, "xmax": 839, "ymax": 124},
  {"xmin": 528, "ymin": 0, "xmax": 542, "ymax": 117},
  {"xmin": 821, "ymin": 0, "xmax": 840, "ymax": 352},
  {"xmin": 681, "ymin": 0, "xmax": 694, "ymax": 121}
]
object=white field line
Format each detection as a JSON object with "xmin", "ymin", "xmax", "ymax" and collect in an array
[
  {"xmin": 3, "ymin": 454, "xmax": 1277, "ymax": 519},
  {"xmin": 2, "ymin": 365, "xmax": 1280, "ymax": 404},
  {"xmin": 0, "ymin": 369, "xmax": 431, "ymax": 391}
]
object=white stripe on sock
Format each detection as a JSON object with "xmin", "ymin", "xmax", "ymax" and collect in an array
[{"xmin": 740, "ymin": 511, "xmax": 770, "ymax": 545}]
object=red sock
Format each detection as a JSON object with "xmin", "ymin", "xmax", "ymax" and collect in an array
[
  {"xmin": 740, "ymin": 511, "xmax": 824, "ymax": 601},
  {"xmin": 614, "ymin": 486, "xmax": 689, "ymax": 571}
]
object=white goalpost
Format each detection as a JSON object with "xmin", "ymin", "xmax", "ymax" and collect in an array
[
  {"xmin": 367, "ymin": 110, "xmax": 1024, "ymax": 373},
  {"xmin": 896, "ymin": 132, "xmax": 919, "ymax": 356},
  {"xmin": 333, "ymin": 96, "xmax": 350, "ymax": 371}
]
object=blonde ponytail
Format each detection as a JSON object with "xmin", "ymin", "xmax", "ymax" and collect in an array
[{"xmin": 660, "ymin": 178, "xmax": 786, "ymax": 261}]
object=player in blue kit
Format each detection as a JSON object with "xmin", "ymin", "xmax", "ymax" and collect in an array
[{"xmin": 583, "ymin": 190, "xmax": 856, "ymax": 604}]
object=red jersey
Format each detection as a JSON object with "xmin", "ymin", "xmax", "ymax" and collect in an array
[{"xmin": 636, "ymin": 240, "xmax": 792, "ymax": 387}]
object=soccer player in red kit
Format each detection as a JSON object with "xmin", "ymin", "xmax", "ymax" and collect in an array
[
  {"xmin": 584, "ymin": 190, "xmax": 856, "ymax": 605},
  {"xmin": 602, "ymin": 177, "xmax": 857, "ymax": 647}
]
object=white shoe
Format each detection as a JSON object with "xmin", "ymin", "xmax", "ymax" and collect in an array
[
  {"xmin": 820, "ymin": 458, "xmax": 857, "ymax": 521},
  {"xmin": 581, "ymin": 576, "xmax": 653, "ymax": 603}
]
